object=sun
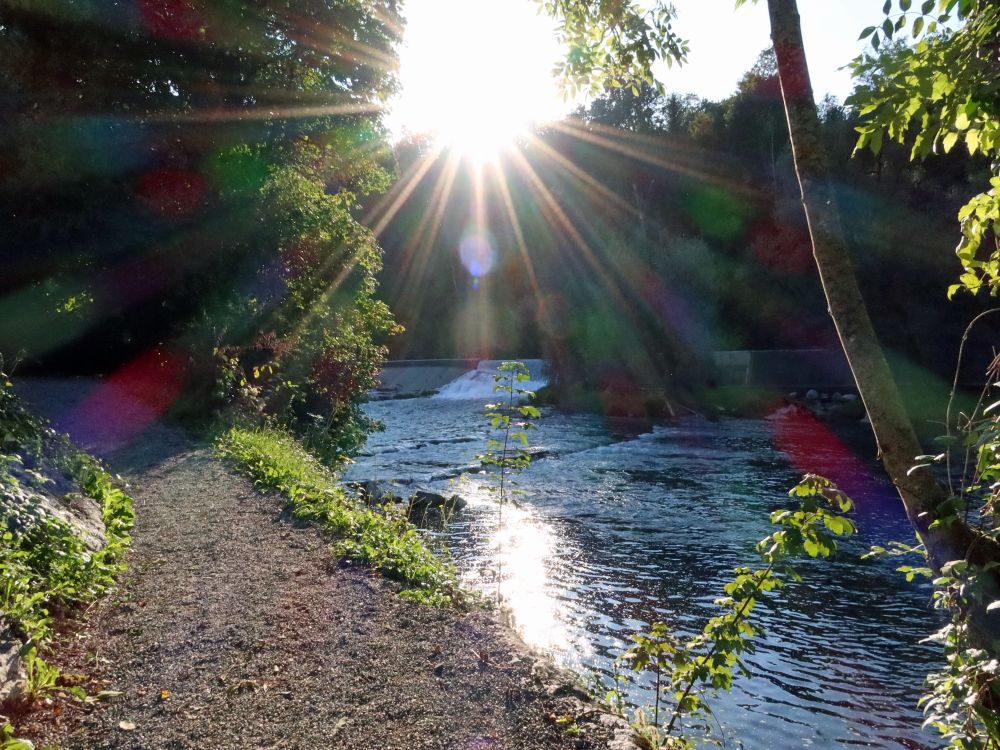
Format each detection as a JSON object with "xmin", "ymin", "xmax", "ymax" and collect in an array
[{"xmin": 388, "ymin": 0, "xmax": 575, "ymax": 160}]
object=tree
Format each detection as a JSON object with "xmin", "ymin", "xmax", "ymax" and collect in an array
[
  {"xmin": 848, "ymin": 0, "xmax": 999, "ymax": 299},
  {"xmin": 0, "ymin": 0, "xmax": 403, "ymax": 459},
  {"xmin": 540, "ymin": 0, "xmax": 1000, "ymax": 642}
]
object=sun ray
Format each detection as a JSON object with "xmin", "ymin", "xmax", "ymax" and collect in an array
[
  {"xmin": 492, "ymin": 164, "xmax": 543, "ymax": 302},
  {"xmin": 398, "ymin": 149, "xmax": 461, "ymax": 284},
  {"xmin": 363, "ymin": 142, "xmax": 445, "ymax": 236},
  {"xmin": 553, "ymin": 120, "xmax": 758, "ymax": 200},
  {"xmin": 506, "ymin": 148, "xmax": 647, "ymax": 327},
  {"xmin": 524, "ymin": 133, "xmax": 637, "ymax": 219},
  {"xmin": 143, "ymin": 101, "xmax": 385, "ymax": 123},
  {"xmin": 285, "ymin": 16, "xmax": 400, "ymax": 73}
]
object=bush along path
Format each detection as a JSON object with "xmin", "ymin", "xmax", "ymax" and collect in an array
[
  {"xmin": 0, "ymin": 374, "xmax": 134, "ymax": 746},
  {"xmin": 10, "ymin": 382, "xmax": 628, "ymax": 750}
]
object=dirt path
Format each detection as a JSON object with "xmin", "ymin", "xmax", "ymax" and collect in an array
[{"xmin": 13, "ymin": 380, "xmax": 624, "ymax": 750}]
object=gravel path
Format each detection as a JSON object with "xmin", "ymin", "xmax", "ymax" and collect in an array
[{"xmin": 12, "ymin": 379, "xmax": 623, "ymax": 750}]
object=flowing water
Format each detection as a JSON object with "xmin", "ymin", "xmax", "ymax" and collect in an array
[{"xmin": 343, "ymin": 393, "xmax": 939, "ymax": 750}]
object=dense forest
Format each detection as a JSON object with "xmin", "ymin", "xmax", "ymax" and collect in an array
[{"xmin": 0, "ymin": 0, "xmax": 403, "ymax": 460}]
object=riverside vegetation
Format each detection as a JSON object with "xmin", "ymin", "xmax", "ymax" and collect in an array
[
  {"xmin": 0, "ymin": 371, "xmax": 134, "ymax": 744},
  {"xmin": 589, "ymin": 475, "xmax": 857, "ymax": 750},
  {"xmin": 216, "ymin": 427, "xmax": 459, "ymax": 608}
]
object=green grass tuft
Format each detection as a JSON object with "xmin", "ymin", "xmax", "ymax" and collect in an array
[{"xmin": 216, "ymin": 427, "xmax": 459, "ymax": 607}]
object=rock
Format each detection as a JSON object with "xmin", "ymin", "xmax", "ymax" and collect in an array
[
  {"xmin": 2, "ymin": 480, "xmax": 107, "ymax": 553},
  {"xmin": 407, "ymin": 490, "xmax": 466, "ymax": 516},
  {"xmin": 349, "ymin": 480, "xmax": 403, "ymax": 506},
  {"xmin": 805, "ymin": 389, "xmax": 819, "ymax": 401},
  {"xmin": 0, "ymin": 618, "xmax": 25, "ymax": 704},
  {"xmin": 599, "ymin": 712, "xmax": 640, "ymax": 750}
]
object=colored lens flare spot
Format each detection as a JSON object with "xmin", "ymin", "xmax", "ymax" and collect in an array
[
  {"xmin": 458, "ymin": 231, "xmax": 498, "ymax": 280},
  {"xmin": 136, "ymin": 167, "xmax": 206, "ymax": 218}
]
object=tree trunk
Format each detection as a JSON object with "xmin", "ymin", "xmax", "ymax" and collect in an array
[{"xmin": 766, "ymin": 0, "xmax": 1000, "ymax": 611}]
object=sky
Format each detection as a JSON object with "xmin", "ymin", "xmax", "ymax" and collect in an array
[
  {"xmin": 663, "ymin": 0, "xmax": 889, "ymax": 101},
  {"xmin": 387, "ymin": 0, "xmax": 892, "ymax": 141}
]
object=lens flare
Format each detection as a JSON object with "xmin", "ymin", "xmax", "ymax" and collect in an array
[{"xmin": 458, "ymin": 230, "xmax": 497, "ymax": 281}]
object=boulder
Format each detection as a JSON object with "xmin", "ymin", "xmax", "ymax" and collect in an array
[{"xmin": 407, "ymin": 490, "xmax": 466, "ymax": 516}]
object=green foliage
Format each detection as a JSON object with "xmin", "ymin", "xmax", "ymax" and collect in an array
[
  {"xmin": 608, "ymin": 475, "xmax": 856, "ymax": 749},
  {"xmin": 0, "ymin": 376, "xmax": 134, "ymax": 646},
  {"xmin": 478, "ymin": 362, "xmax": 541, "ymax": 506},
  {"xmin": 183, "ymin": 136, "xmax": 401, "ymax": 467},
  {"xmin": 216, "ymin": 427, "xmax": 458, "ymax": 607},
  {"xmin": 848, "ymin": 0, "xmax": 1000, "ymax": 296},
  {"xmin": 2, "ymin": 1, "xmax": 402, "ymax": 470},
  {"xmin": 0, "ymin": 723, "xmax": 33, "ymax": 750},
  {"xmin": 868, "ymin": 357, "xmax": 1000, "ymax": 749},
  {"xmin": 538, "ymin": 1, "xmax": 688, "ymax": 96},
  {"xmin": 0, "ymin": 374, "xmax": 133, "ymax": 748}
]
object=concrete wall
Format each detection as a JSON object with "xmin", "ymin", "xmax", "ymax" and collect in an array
[
  {"xmin": 713, "ymin": 349, "xmax": 854, "ymax": 389},
  {"xmin": 375, "ymin": 359, "xmax": 480, "ymax": 397}
]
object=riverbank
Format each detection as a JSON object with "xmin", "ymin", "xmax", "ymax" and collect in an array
[{"xmin": 11, "ymin": 379, "xmax": 630, "ymax": 750}]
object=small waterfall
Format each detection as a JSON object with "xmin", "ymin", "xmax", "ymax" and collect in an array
[{"xmin": 433, "ymin": 359, "xmax": 548, "ymax": 400}]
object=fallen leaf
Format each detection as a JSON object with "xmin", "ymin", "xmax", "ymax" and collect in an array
[
  {"xmin": 118, "ymin": 720, "xmax": 136, "ymax": 731},
  {"xmin": 332, "ymin": 717, "xmax": 351, "ymax": 736},
  {"xmin": 160, "ymin": 689, "xmax": 171, "ymax": 700}
]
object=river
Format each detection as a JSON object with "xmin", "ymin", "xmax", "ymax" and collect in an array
[{"xmin": 343, "ymin": 394, "xmax": 939, "ymax": 750}]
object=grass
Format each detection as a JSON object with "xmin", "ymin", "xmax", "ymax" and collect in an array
[{"xmin": 216, "ymin": 426, "xmax": 459, "ymax": 607}]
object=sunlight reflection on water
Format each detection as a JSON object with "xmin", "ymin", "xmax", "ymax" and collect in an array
[
  {"xmin": 344, "ymin": 397, "xmax": 940, "ymax": 750},
  {"xmin": 458, "ymin": 481, "xmax": 591, "ymax": 666}
]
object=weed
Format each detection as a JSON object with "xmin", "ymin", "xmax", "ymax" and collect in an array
[
  {"xmin": 20, "ymin": 648, "xmax": 59, "ymax": 704},
  {"xmin": 602, "ymin": 475, "xmax": 856, "ymax": 749},
  {"xmin": 477, "ymin": 362, "xmax": 540, "ymax": 601},
  {"xmin": 216, "ymin": 427, "xmax": 459, "ymax": 607},
  {"xmin": 0, "ymin": 372, "xmax": 134, "ymax": 743}
]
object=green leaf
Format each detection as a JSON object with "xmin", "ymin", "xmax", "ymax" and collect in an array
[{"xmin": 966, "ymin": 129, "xmax": 980, "ymax": 155}]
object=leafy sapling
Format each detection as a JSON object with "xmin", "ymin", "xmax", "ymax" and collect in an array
[
  {"xmin": 477, "ymin": 362, "xmax": 541, "ymax": 601},
  {"xmin": 613, "ymin": 474, "xmax": 856, "ymax": 749}
]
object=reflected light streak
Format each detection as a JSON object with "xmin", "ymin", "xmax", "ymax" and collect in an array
[{"xmin": 464, "ymin": 483, "xmax": 584, "ymax": 661}]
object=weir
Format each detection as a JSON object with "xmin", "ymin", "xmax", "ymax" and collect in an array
[
  {"xmin": 373, "ymin": 359, "xmax": 549, "ymax": 400},
  {"xmin": 433, "ymin": 359, "xmax": 548, "ymax": 400}
]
